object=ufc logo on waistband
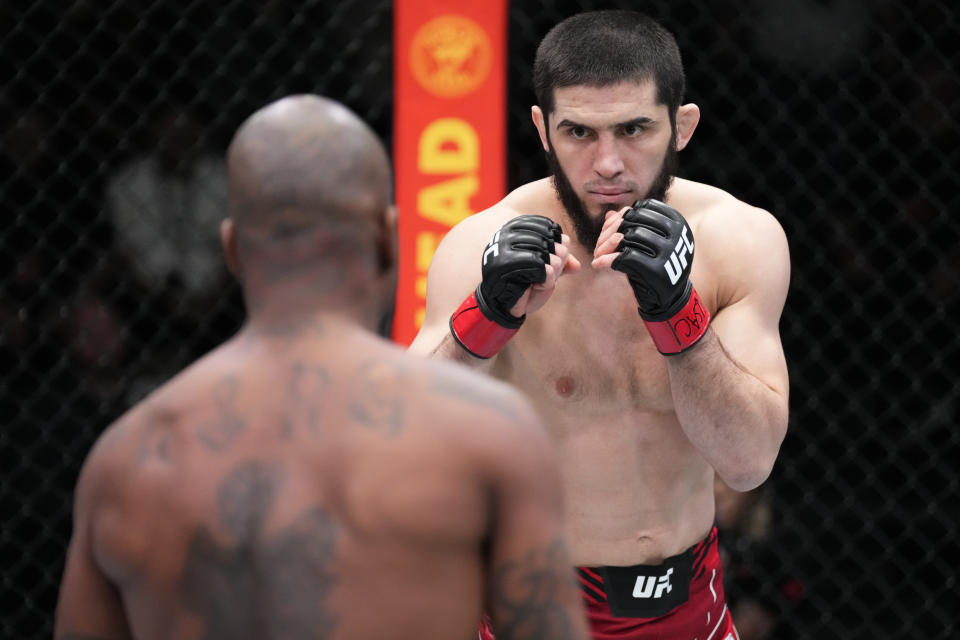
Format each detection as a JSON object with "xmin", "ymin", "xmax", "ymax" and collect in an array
[
  {"xmin": 663, "ymin": 226, "xmax": 694, "ymax": 285},
  {"xmin": 483, "ymin": 230, "xmax": 501, "ymax": 266},
  {"xmin": 632, "ymin": 567, "xmax": 673, "ymax": 599}
]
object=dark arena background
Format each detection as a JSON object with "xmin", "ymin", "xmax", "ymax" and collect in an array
[{"xmin": 2, "ymin": 1, "xmax": 957, "ymax": 638}]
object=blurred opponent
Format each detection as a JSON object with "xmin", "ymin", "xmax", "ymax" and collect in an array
[{"xmin": 54, "ymin": 94, "xmax": 589, "ymax": 640}]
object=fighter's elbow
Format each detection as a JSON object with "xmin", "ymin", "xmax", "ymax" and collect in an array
[
  {"xmin": 717, "ymin": 447, "xmax": 780, "ymax": 492},
  {"xmin": 722, "ymin": 409, "xmax": 788, "ymax": 491},
  {"xmin": 718, "ymin": 464, "xmax": 770, "ymax": 492}
]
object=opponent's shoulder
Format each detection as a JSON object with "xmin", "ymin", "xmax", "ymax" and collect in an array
[
  {"xmin": 422, "ymin": 364, "xmax": 555, "ymax": 482},
  {"xmin": 127, "ymin": 340, "xmax": 238, "ymax": 421},
  {"xmin": 395, "ymin": 350, "xmax": 543, "ymax": 443},
  {"xmin": 71, "ymin": 391, "xmax": 168, "ymax": 515},
  {"xmin": 91, "ymin": 337, "xmax": 250, "ymax": 464},
  {"xmin": 424, "ymin": 356, "xmax": 539, "ymax": 423},
  {"xmin": 344, "ymin": 341, "xmax": 545, "ymax": 452}
]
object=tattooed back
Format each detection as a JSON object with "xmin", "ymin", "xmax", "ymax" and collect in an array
[{"xmin": 55, "ymin": 320, "xmax": 589, "ymax": 640}]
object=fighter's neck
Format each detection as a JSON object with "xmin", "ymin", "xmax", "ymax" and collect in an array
[
  {"xmin": 243, "ymin": 304, "xmax": 380, "ymax": 340},
  {"xmin": 242, "ymin": 270, "xmax": 383, "ymax": 337}
]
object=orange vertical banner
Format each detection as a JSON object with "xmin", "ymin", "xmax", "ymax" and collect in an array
[{"xmin": 392, "ymin": 0, "xmax": 508, "ymax": 345}]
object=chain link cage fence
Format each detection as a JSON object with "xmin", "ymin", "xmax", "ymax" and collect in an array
[{"xmin": 1, "ymin": 1, "xmax": 956, "ymax": 638}]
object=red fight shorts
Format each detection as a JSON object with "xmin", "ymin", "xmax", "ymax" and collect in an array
[
  {"xmin": 578, "ymin": 526, "xmax": 738, "ymax": 639},
  {"xmin": 478, "ymin": 527, "xmax": 737, "ymax": 640},
  {"xmin": 478, "ymin": 614, "xmax": 495, "ymax": 640}
]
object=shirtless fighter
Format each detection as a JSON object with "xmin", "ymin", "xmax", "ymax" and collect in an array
[
  {"xmin": 54, "ymin": 95, "xmax": 589, "ymax": 640},
  {"xmin": 411, "ymin": 11, "xmax": 791, "ymax": 639}
]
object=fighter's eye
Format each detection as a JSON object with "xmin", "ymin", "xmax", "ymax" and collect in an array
[
  {"xmin": 622, "ymin": 123, "xmax": 645, "ymax": 136},
  {"xmin": 568, "ymin": 126, "xmax": 589, "ymax": 139}
]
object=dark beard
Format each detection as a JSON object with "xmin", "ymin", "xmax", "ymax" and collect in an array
[{"xmin": 546, "ymin": 131, "xmax": 678, "ymax": 248}]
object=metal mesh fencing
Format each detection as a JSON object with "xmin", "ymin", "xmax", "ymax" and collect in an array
[{"xmin": 2, "ymin": 1, "xmax": 957, "ymax": 639}]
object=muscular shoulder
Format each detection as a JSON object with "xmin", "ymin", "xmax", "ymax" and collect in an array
[
  {"xmin": 403, "ymin": 353, "xmax": 551, "ymax": 453},
  {"xmin": 426, "ymin": 358, "xmax": 538, "ymax": 424},
  {"xmin": 69, "ymin": 391, "xmax": 168, "ymax": 524},
  {"xmin": 499, "ymin": 177, "xmax": 558, "ymax": 213},
  {"xmin": 84, "ymin": 339, "xmax": 247, "ymax": 474},
  {"xmin": 671, "ymin": 179, "xmax": 790, "ymax": 308},
  {"xmin": 438, "ymin": 178, "xmax": 559, "ymax": 253},
  {"xmin": 437, "ymin": 202, "xmax": 519, "ymax": 256},
  {"xmin": 669, "ymin": 179, "xmax": 784, "ymax": 244}
]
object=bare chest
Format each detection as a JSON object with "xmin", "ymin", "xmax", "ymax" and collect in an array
[{"xmin": 493, "ymin": 271, "xmax": 675, "ymax": 418}]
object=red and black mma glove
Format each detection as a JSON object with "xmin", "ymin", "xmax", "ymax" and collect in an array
[
  {"xmin": 611, "ymin": 199, "xmax": 710, "ymax": 355},
  {"xmin": 450, "ymin": 215, "xmax": 562, "ymax": 358}
]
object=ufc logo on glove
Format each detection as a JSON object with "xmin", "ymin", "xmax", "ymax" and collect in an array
[
  {"xmin": 664, "ymin": 226, "xmax": 694, "ymax": 285},
  {"xmin": 612, "ymin": 200, "xmax": 710, "ymax": 354},
  {"xmin": 482, "ymin": 230, "xmax": 501, "ymax": 265}
]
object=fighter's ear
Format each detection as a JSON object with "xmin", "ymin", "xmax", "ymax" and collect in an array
[
  {"xmin": 675, "ymin": 103, "xmax": 700, "ymax": 151},
  {"xmin": 531, "ymin": 106, "xmax": 550, "ymax": 151},
  {"xmin": 220, "ymin": 218, "xmax": 242, "ymax": 280},
  {"xmin": 376, "ymin": 204, "xmax": 398, "ymax": 274}
]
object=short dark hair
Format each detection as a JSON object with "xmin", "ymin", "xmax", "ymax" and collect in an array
[{"xmin": 534, "ymin": 11, "xmax": 685, "ymax": 122}]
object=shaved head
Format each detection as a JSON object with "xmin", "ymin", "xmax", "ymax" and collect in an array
[
  {"xmin": 223, "ymin": 95, "xmax": 395, "ymax": 323},
  {"xmin": 227, "ymin": 95, "xmax": 392, "ymax": 249}
]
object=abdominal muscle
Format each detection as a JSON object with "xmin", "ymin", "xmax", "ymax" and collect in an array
[
  {"xmin": 487, "ymin": 251, "xmax": 719, "ymax": 567},
  {"xmin": 548, "ymin": 405, "xmax": 717, "ymax": 567},
  {"xmin": 494, "ymin": 302, "xmax": 717, "ymax": 567}
]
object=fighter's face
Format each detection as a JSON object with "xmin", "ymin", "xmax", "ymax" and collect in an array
[{"xmin": 541, "ymin": 81, "xmax": 678, "ymax": 247}]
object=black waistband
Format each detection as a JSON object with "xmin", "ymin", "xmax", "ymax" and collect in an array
[{"xmin": 576, "ymin": 527, "xmax": 716, "ymax": 619}]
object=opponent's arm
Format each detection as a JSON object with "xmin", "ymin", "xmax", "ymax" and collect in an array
[
  {"xmin": 55, "ymin": 434, "xmax": 133, "ymax": 640},
  {"xmin": 409, "ymin": 212, "xmax": 578, "ymax": 365},
  {"xmin": 480, "ymin": 394, "xmax": 590, "ymax": 640},
  {"xmin": 594, "ymin": 199, "xmax": 789, "ymax": 491}
]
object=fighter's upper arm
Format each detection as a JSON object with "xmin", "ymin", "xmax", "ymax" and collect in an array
[
  {"xmin": 55, "ymin": 426, "xmax": 133, "ymax": 640},
  {"xmin": 408, "ymin": 211, "xmax": 508, "ymax": 356},
  {"xmin": 473, "ymin": 386, "xmax": 590, "ymax": 639},
  {"xmin": 704, "ymin": 205, "xmax": 791, "ymax": 398}
]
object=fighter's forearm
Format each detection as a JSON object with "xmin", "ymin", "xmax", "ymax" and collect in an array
[
  {"xmin": 429, "ymin": 330, "xmax": 497, "ymax": 372},
  {"xmin": 666, "ymin": 329, "xmax": 788, "ymax": 491}
]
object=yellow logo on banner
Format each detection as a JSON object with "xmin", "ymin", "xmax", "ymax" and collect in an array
[{"xmin": 410, "ymin": 15, "xmax": 492, "ymax": 98}]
